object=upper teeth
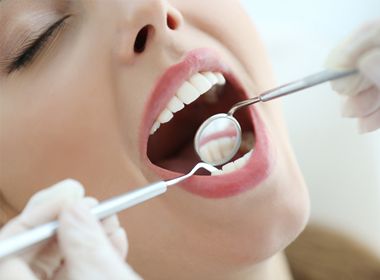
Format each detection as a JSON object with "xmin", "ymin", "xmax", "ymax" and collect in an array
[{"xmin": 150, "ymin": 71, "xmax": 226, "ymax": 135}]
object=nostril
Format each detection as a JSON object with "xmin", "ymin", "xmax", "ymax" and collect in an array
[
  {"xmin": 167, "ymin": 13, "xmax": 179, "ymax": 30},
  {"xmin": 134, "ymin": 25, "xmax": 151, "ymax": 53}
]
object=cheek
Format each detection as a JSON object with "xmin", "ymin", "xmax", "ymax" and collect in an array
[
  {"xmin": 0, "ymin": 65, "xmax": 128, "ymax": 208},
  {"xmin": 0, "ymin": 7, "xmax": 148, "ymax": 210}
]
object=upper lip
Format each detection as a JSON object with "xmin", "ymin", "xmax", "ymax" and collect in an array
[{"xmin": 140, "ymin": 48, "xmax": 274, "ymax": 198}]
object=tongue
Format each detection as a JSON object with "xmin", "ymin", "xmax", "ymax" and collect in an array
[{"xmin": 158, "ymin": 142, "xmax": 200, "ymax": 174}]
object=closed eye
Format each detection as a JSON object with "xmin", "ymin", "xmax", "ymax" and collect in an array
[{"xmin": 7, "ymin": 15, "xmax": 70, "ymax": 74}]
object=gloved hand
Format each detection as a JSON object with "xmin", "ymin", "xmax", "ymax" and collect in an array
[
  {"xmin": 326, "ymin": 20, "xmax": 380, "ymax": 133},
  {"xmin": 0, "ymin": 179, "xmax": 142, "ymax": 280}
]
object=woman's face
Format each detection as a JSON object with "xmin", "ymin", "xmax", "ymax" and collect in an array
[{"xmin": 0, "ymin": 0, "xmax": 309, "ymax": 278}]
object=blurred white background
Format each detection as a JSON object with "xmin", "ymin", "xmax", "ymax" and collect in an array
[{"xmin": 241, "ymin": 0, "xmax": 380, "ymax": 255}]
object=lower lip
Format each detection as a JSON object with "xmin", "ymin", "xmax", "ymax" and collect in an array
[{"xmin": 141, "ymin": 49, "xmax": 275, "ymax": 198}]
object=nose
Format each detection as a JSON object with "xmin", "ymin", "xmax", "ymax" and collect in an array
[{"xmin": 116, "ymin": 0, "xmax": 183, "ymax": 62}]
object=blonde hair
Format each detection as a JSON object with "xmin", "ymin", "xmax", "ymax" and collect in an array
[
  {"xmin": 1, "ymin": 193, "xmax": 379, "ymax": 279},
  {"xmin": 286, "ymin": 224, "xmax": 380, "ymax": 280}
]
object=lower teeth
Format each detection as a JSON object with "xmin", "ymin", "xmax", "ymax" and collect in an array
[
  {"xmin": 198, "ymin": 131, "xmax": 255, "ymax": 168},
  {"xmin": 211, "ymin": 149, "xmax": 253, "ymax": 176}
]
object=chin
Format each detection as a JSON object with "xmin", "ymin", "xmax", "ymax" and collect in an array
[
  {"xmin": 200, "ymin": 157, "xmax": 310, "ymax": 267},
  {"xmin": 233, "ymin": 183, "xmax": 310, "ymax": 266},
  {"xmin": 235, "ymin": 145, "xmax": 311, "ymax": 265}
]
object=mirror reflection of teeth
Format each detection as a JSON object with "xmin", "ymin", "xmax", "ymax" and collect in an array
[
  {"xmin": 150, "ymin": 71, "xmax": 226, "ymax": 135},
  {"xmin": 211, "ymin": 149, "xmax": 253, "ymax": 176},
  {"xmin": 199, "ymin": 137, "xmax": 236, "ymax": 163}
]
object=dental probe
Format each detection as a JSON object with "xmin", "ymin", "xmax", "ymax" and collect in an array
[
  {"xmin": 228, "ymin": 69, "xmax": 358, "ymax": 115},
  {"xmin": 0, "ymin": 163, "xmax": 218, "ymax": 259},
  {"xmin": 194, "ymin": 69, "xmax": 358, "ymax": 166}
]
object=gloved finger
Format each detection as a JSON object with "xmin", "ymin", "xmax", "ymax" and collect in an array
[
  {"xmin": 326, "ymin": 21, "xmax": 380, "ymax": 97},
  {"xmin": 0, "ymin": 258, "xmax": 38, "ymax": 280},
  {"xmin": 29, "ymin": 241, "xmax": 61, "ymax": 280},
  {"xmin": 58, "ymin": 201, "xmax": 136, "ymax": 280},
  {"xmin": 359, "ymin": 48, "xmax": 380, "ymax": 89},
  {"xmin": 358, "ymin": 108, "xmax": 380, "ymax": 133},
  {"xmin": 326, "ymin": 21, "xmax": 380, "ymax": 69},
  {"xmin": 0, "ymin": 179, "xmax": 84, "ymax": 239},
  {"xmin": 0, "ymin": 179, "xmax": 85, "ymax": 275},
  {"xmin": 108, "ymin": 228, "xmax": 128, "ymax": 260},
  {"xmin": 1, "ymin": 199, "xmax": 78, "ymax": 239},
  {"xmin": 342, "ymin": 87, "xmax": 380, "ymax": 118},
  {"xmin": 329, "ymin": 73, "xmax": 372, "ymax": 97},
  {"xmin": 27, "ymin": 198, "xmax": 98, "ymax": 279},
  {"xmin": 101, "ymin": 215, "xmax": 128, "ymax": 259},
  {"xmin": 24, "ymin": 179, "xmax": 84, "ymax": 211}
]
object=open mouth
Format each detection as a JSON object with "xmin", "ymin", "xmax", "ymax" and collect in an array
[
  {"xmin": 141, "ymin": 49, "xmax": 273, "ymax": 198},
  {"xmin": 147, "ymin": 71, "xmax": 255, "ymax": 175}
]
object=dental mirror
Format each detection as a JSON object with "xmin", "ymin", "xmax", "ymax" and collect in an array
[
  {"xmin": 194, "ymin": 69, "xmax": 358, "ymax": 166},
  {"xmin": 194, "ymin": 113, "xmax": 241, "ymax": 166}
]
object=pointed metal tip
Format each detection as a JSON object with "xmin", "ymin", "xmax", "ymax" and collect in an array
[
  {"xmin": 192, "ymin": 162, "xmax": 218, "ymax": 174},
  {"xmin": 166, "ymin": 162, "xmax": 218, "ymax": 186}
]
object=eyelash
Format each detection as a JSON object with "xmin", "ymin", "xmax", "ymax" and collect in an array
[{"xmin": 7, "ymin": 15, "xmax": 70, "ymax": 74}]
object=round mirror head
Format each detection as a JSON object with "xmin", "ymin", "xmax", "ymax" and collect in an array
[{"xmin": 194, "ymin": 113, "xmax": 242, "ymax": 166}]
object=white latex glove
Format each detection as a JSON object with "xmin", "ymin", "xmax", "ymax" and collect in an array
[
  {"xmin": 326, "ymin": 20, "xmax": 380, "ymax": 133},
  {"xmin": 0, "ymin": 180, "xmax": 142, "ymax": 280}
]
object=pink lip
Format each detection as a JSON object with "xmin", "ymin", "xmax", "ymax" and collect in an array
[{"xmin": 140, "ymin": 48, "xmax": 274, "ymax": 198}]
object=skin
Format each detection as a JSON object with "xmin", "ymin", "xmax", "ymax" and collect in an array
[{"xmin": 0, "ymin": 1, "xmax": 310, "ymax": 279}]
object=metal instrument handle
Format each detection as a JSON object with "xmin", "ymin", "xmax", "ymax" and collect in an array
[
  {"xmin": 0, "ymin": 181, "xmax": 167, "ymax": 259},
  {"xmin": 260, "ymin": 69, "xmax": 357, "ymax": 102},
  {"xmin": 0, "ymin": 162, "xmax": 217, "ymax": 259},
  {"xmin": 228, "ymin": 69, "xmax": 357, "ymax": 115}
]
